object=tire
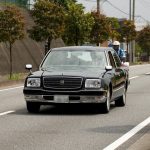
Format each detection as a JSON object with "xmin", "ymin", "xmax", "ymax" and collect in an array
[
  {"xmin": 26, "ymin": 102, "xmax": 40, "ymax": 113},
  {"xmin": 115, "ymin": 87, "xmax": 126, "ymax": 107},
  {"xmin": 101, "ymin": 88, "xmax": 111, "ymax": 113}
]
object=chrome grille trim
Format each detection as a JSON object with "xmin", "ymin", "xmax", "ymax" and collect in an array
[{"xmin": 43, "ymin": 76, "xmax": 83, "ymax": 90}]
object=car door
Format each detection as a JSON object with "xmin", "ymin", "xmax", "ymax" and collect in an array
[
  {"xmin": 107, "ymin": 51, "xmax": 118, "ymax": 99},
  {"xmin": 111, "ymin": 51, "xmax": 126, "ymax": 98}
]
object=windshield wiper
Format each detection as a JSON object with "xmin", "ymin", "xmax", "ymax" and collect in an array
[
  {"xmin": 41, "ymin": 66, "xmax": 55, "ymax": 71},
  {"xmin": 40, "ymin": 68, "xmax": 47, "ymax": 71}
]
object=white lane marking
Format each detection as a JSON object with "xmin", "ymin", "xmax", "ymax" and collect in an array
[
  {"xmin": 145, "ymin": 72, "xmax": 150, "ymax": 75},
  {"xmin": 0, "ymin": 86, "xmax": 23, "ymax": 92},
  {"xmin": 0, "ymin": 110, "xmax": 15, "ymax": 116},
  {"xmin": 103, "ymin": 116, "xmax": 150, "ymax": 150},
  {"xmin": 129, "ymin": 76, "xmax": 139, "ymax": 80}
]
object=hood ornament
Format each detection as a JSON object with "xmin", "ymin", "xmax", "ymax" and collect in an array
[{"xmin": 60, "ymin": 79, "xmax": 65, "ymax": 85}]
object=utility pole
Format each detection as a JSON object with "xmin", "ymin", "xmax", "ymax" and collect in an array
[
  {"xmin": 132, "ymin": 0, "xmax": 135, "ymax": 63},
  {"xmin": 129, "ymin": 0, "xmax": 135, "ymax": 63},
  {"xmin": 97, "ymin": 0, "xmax": 100, "ymax": 14},
  {"xmin": 132, "ymin": 0, "xmax": 135, "ymax": 21},
  {"xmin": 129, "ymin": 0, "xmax": 132, "ymax": 63},
  {"xmin": 129, "ymin": 0, "xmax": 132, "ymax": 20}
]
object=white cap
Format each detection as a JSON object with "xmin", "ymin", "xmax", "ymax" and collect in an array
[{"xmin": 113, "ymin": 41, "xmax": 120, "ymax": 46}]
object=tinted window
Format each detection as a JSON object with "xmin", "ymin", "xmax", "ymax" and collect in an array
[
  {"xmin": 41, "ymin": 50, "xmax": 107, "ymax": 69},
  {"xmin": 112, "ymin": 51, "xmax": 121, "ymax": 67},
  {"xmin": 108, "ymin": 51, "xmax": 116, "ymax": 68}
]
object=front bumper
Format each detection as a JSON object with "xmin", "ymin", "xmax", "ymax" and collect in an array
[{"xmin": 23, "ymin": 88, "xmax": 107, "ymax": 103}]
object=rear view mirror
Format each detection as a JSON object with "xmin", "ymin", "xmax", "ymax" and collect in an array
[{"xmin": 105, "ymin": 65, "xmax": 112, "ymax": 71}]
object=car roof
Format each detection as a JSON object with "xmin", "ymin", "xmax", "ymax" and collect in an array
[{"xmin": 51, "ymin": 46, "xmax": 113, "ymax": 52}]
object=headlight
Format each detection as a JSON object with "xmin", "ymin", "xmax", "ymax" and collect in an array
[
  {"xmin": 26, "ymin": 78, "xmax": 41, "ymax": 87},
  {"xmin": 85, "ymin": 79, "xmax": 101, "ymax": 89}
]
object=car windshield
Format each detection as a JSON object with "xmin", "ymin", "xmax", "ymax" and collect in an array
[{"xmin": 41, "ymin": 49, "xmax": 107, "ymax": 70}]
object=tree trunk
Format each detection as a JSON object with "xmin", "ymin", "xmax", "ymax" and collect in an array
[
  {"xmin": 75, "ymin": 27, "xmax": 79, "ymax": 46},
  {"xmin": 147, "ymin": 50, "xmax": 150, "ymax": 61},
  {"xmin": 9, "ymin": 43, "xmax": 12, "ymax": 79},
  {"xmin": 48, "ymin": 36, "xmax": 52, "ymax": 50},
  {"xmin": 127, "ymin": 41, "xmax": 129, "ymax": 52},
  {"xmin": 45, "ymin": 36, "xmax": 52, "ymax": 55},
  {"xmin": 126, "ymin": 41, "xmax": 129, "ymax": 62},
  {"xmin": 96, "ymin": 42, "xmax": 99, "ymax": 46}
]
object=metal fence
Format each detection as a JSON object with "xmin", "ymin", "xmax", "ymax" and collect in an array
[{"xmin": 0, "ymin": 0, "xmax": 34, "ymax": 9}]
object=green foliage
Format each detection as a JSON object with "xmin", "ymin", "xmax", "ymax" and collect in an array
[
  {"xmin": 82, "ymin": 13, "xmax": 95, "ymax": 43},
  {"xmin": 63, "ymin": 2, "xmax": 94, "ymax": 45},
  {"xmin": 117, "ymin": 19, "xmax": 136, "ymax": 52},
  {"xmin": 136, "ymin": 25, "xmax": 150, "ymax": 56},
  {"xmin": 90, "ymin": 12, "xmax": 109, "ymax": 45},
  {"xmin": 7, "ymin": 72, "xmax": 28, "ymax": 80},
  {"xmin": 135, "ymin": 43, "xmax": 143, "ymax": 57},
  {"xmin": 7, "ymin": 73, "xmax": 21, "ymax": 80},
  {"xmin": 0, "ymin": 6, "xmax": 25, "ymax": 78},
  {"xmin": 107, "ymin": 17, "xmax": 120, "ymax": 41},
  {"xmin": 52, "ymin": 0, "xmax": 76, "ymax": 9},
  {"xmin": 0, "ymin": 6, "xmax": 24, "ymax": 44},
  {"xmin": 28, "ymin": 0, "xmax": 65, "ymax": 50},
  {"xmin": 119, "ymin": 20, "xmax": 136, "ymax": 43}
]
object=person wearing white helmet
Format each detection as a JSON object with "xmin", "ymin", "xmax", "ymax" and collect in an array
[{"xmin": 113, "ymin": 41, "xmax": 126, "ymax": 62}]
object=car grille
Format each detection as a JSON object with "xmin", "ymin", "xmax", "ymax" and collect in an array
[{"xmin": 43, "ymin": 76, "xmax": 83, "ymax": 90}]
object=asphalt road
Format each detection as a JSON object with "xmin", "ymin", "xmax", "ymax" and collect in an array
[{"xmin": 0, "ymin": 64, "xmax": 150, "ymax": 150}]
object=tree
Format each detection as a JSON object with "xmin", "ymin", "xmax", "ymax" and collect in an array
[
  {"xmin": 135, "ymin": 43, "xmax": 142, "ymax": 58},
  {"xmin": 119, "ymin": 20, "xmax": 136, "ymax": 51},
  {"xmin": 63, "ymin": 2, "xmax": 94, "ymax": 46},
  {"xmin": 0, "ymin": 6, "xmax": 25, "ymax": 78},
  {"xmin": 136, "ymin": 25, "xmax": 150, "ymax": 57},
  {"xmin": 107, "ymin": 17, "xmax": 120, "ymax": 42},
  {"xmin": 52, "ymin": 0, "xmax": 76, "ymax": 9},
  {"xmin": 28, "ymin": 0, "xmax": 65, "ymax": 54},
  {"xmin": 81, "ymin": 13, "xmax": 95, "ymax": 44},
  {"xmin": 90, "ymin": 12, "xmax": 109, "ymax": 46}
]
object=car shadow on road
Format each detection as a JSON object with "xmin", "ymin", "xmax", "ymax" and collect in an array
[
  {"xmin": 14, "ymin": 103, "xmax": 116, "ymax": 116},
  {"xmin": 86, "ymin": 124, "xmax": 150, "ymax": 134}
]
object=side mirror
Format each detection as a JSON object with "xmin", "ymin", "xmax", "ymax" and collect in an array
[
  {"xmin": 105, "ymin": 65, "xmax": 112, "ymax": 71},
  {"xmin": 25, "ymin": 64, "xmax": 32, "ymax": 73},
  {"xmin": 26, "ymin": 64, "xmax": 32, "ymax": 70}
]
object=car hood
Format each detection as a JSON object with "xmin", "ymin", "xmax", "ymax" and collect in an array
[{"xmin": 29, "ymin": 68, "xmax": 106, "ymax": 78}]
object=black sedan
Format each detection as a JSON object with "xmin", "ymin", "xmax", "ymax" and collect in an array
[{"xmin": 23, "ymin": 46, "xmax": 129, "ymax": 113}]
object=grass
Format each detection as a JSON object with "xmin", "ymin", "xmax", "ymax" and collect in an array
[
  {"xmin": 0, "ymin": 73, "xmax": 28, "ymax": 87},
  {"xmin": 7, "ymin": 73, "xmax": 28, "ymax": 81}
]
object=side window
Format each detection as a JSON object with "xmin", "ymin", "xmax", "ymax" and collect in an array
[
  {"xmin": 108, "ymin": 51, "xmax": 116, "ymax": 68},
  {"xmin": 112, "ymin": 51, "xmax": 122, "ymax": 67}
]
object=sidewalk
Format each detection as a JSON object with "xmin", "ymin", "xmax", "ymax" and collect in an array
[
  {"xmin": 127, "ymin": 131, "xmax": 150, "ymax": 150},
  {"xmin": 0, "ymin": 74, "xmax": 26, "ymax": 89}
]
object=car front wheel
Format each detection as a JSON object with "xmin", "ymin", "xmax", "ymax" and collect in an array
[
  {"xmin": 101, "ymin": 88, "xmax": 111, "ymax": 113},
  {"xmin": 115, "ymin": 87, "xmax": 126, "ymax": 107},
  {"xmin": 26, "ymin": 102, "xmax": 40, "ymax": 113}
]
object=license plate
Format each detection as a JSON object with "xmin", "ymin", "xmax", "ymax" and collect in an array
[{"xmin": 54, "ymin": 95, "xmax": 69, "ymax": 103}]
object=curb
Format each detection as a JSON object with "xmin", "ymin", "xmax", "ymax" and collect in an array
[{"xmin": 0, "ymin": 80, "xmax": 24, "ymax": 89}]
